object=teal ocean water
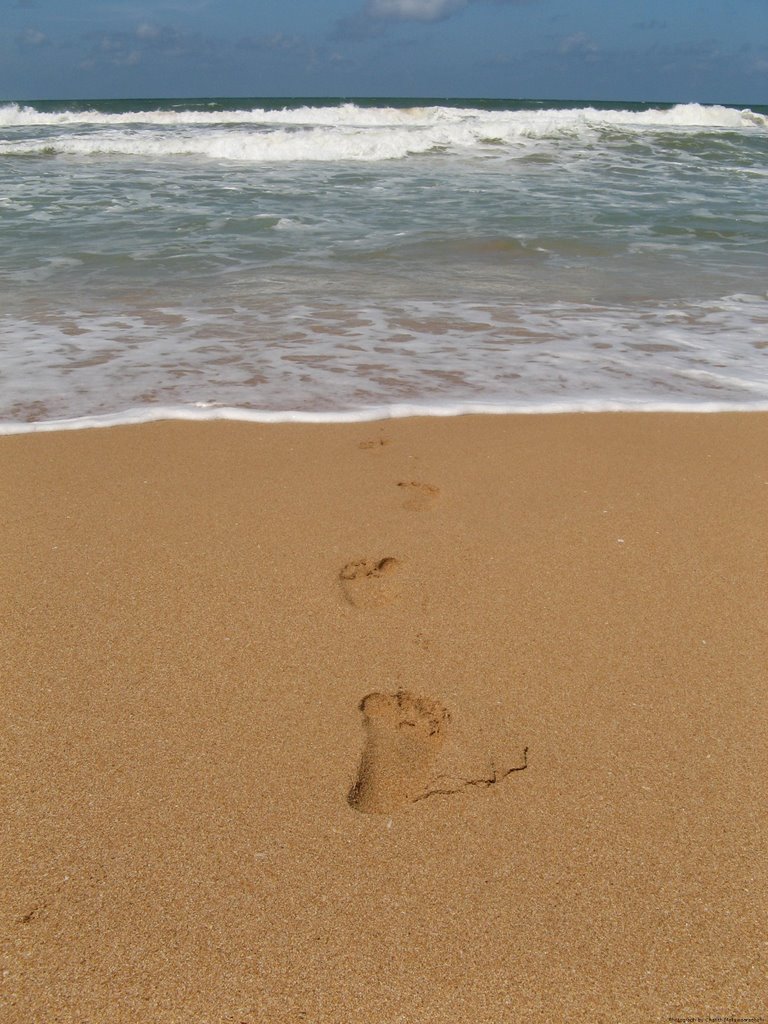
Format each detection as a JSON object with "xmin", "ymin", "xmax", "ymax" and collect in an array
[{"xmin": 1, "ymin": 96, "xmax": 767, "ymax": 429}]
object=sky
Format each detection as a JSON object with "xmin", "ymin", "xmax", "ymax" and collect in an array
[{"xmin": 3, "ymin": 0, "xmax": 767, "ymax": 104}]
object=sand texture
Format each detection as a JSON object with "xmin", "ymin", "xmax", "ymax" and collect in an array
[{"xmin": 1, "ymin": 413, "xmax": 766, "ymax": 1023}]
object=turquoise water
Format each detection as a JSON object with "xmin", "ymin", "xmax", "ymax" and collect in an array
[{"xmin": 1, "ymin": 97, "xmax": 766, "ymax": 428}]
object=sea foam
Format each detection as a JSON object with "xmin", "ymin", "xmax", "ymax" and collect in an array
[
  {"xmin": 2, "ymin": 294, "xmax": 767, "ymax": 429},
  {"xmin": 1, "ymin": 97, "xmax": 766, "ymax": 430},
  {"xmin": 0, "ymin": 101, "xmax": 765, "ymax": 163},
  {"xmin": 4, "ymin": 399, "xmax": 768, "ymax": 436}
]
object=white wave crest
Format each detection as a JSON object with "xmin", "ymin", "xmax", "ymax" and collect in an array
[
  {"xmin": 1, "ymin": 100, "xmax": 765, "ymax": 164},
  {"xmin": 1, "ymin": 99, "xmax": 765, "ymax": 131},
  {"xmin": 0, "ymin": 125, "xmax": 459, "ymax": 161},
  {"xmin": 0, "ymin": 101, "xmax": 437, "ymax": 128}
]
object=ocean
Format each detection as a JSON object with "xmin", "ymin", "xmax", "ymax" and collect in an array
[{"xmin": 1, "ymin": 96, "xmax": 766, "ymax": 431}]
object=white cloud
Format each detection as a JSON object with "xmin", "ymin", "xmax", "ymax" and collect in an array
[
  {"xmin": 242, "ymin": 32, "xmax": 307, "ymax": 53},
  {"xmin": 558, "ymin": 32, "xmax": 598, "ymax": 56},
  {"xmin": 340, "ymin": 0, "xmax": 533, "ymax": 33},
  {"xmin": 136, "ymin": 22, "xmax": 162, "ymax": 40},
  {"xmin": 368, "ymin": 0, "xmax": 467, "ymax": 22},
  {"xmin": 80, "ymin": 22, "xmax": 214, "ymax": 70},
  {"xmin": 18, "ymin": 27, "xmax": 49, "ymax": 46},
  {"xmin": 632, "ymin": 19, "xmax": 667, "ymax": 32}
]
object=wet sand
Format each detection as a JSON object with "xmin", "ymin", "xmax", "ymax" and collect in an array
[{"xmin": 1, "ymin": 413, "xmax": 766, "ymax": 1023}]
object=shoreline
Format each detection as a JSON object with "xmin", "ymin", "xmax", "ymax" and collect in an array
[
  {"xmin": 4, "ymin": 400, "xmax": 768, "ymax": 435},
  {"xmin": 1, "ymin": 412, "xmax": 766, "ymax": 1023}
]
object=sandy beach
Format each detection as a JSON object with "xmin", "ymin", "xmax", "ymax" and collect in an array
[{"xmin": 1, "ymin": 411, "xmax": 766, "ymax": 1023}]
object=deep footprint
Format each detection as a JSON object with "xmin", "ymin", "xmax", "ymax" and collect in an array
[
  {"xmin": 349, "ymin": 690, "xmax": 450, "ymax": 814},
  {"xmin": 397, "ymin": 481, "xmax": 440, "ymax": 511},
  {"xmin": 348, "ymin": 691, "xmax": 530, "ymax": 814},
  {"xmin": 339, "ymin": 557, "xmax": 401, "ymax": 608}
]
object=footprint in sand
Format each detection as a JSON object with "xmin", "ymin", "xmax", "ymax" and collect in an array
[
  {"xmin": 358, "ymin": 438, "xmax": 391, "ymax": 450},
  {"xmin": 339, "ymin": 557, "xmax": 401, "ymax": 608},
  {"xmin": 397, "ymin": 480, "xmax": 440, "ymax": 512},
  {"xmin": 349, "ymin": 690, "xmax": 450, "ymax": 814},
  {"xmin": 348, "ymin": 690, "xmax": 529, "ymax": 815}
]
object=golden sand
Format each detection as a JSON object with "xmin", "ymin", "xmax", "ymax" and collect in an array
[{"xmin": 1, "ymin": 413, "xmax": 766, "ymax": 1023}]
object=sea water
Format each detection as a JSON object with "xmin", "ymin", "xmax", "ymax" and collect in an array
[{"xmin": 0, "ymin": 96, "xmax": 766, "ymax": 431}]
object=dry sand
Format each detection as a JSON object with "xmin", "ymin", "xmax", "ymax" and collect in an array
[{"xmin": 1, "ymin": 412, "xmax": 766, "ymax": 1023}]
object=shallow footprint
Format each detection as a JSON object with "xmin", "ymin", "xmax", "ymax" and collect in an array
[
  {"xmin": 358, "ymin": 437, "xmax": 391, "ymax": 450},
  {"xmin": 349, "ymin": 690, "xmax": 450, "ymax": 814},
  {"xmin": 397, "ymin": 480, "xmax": 440, "ymax": 511},
  {"xmin": 339, "ymin": 557, "xmax": 401, "ymax": 608}
]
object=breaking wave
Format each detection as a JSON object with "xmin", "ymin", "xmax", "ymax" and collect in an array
[{"xmin": 1, "ymin": 101, "xmax": 765, "ymax": 163}]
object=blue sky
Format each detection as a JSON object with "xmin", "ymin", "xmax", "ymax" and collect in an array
[{"xmin": 4, "ymin": 0, "xmax": 767, "ymax": 103}]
